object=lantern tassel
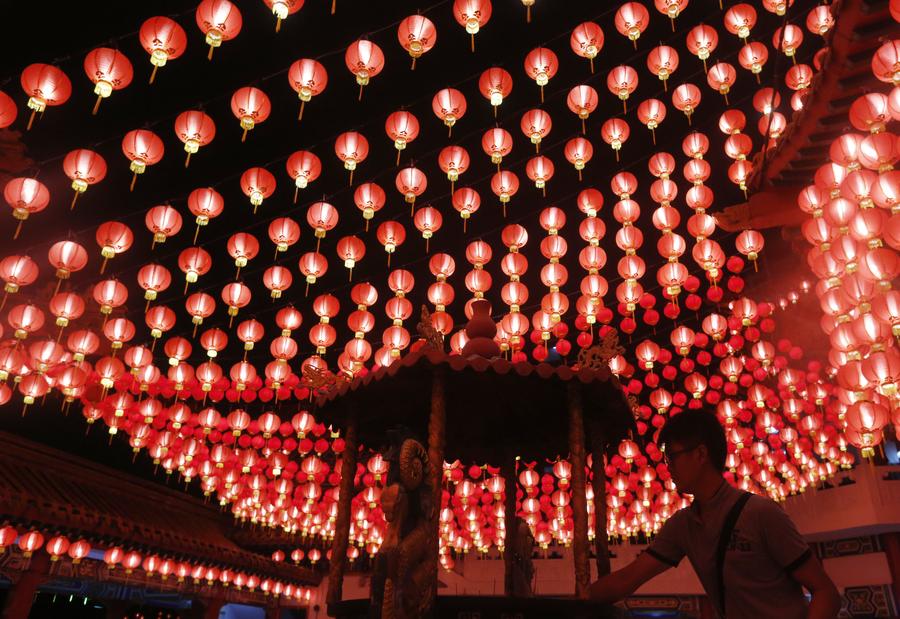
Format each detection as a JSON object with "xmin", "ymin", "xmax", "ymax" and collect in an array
[
  {"xmin": 622, "ymin": 100, "xmax": 627, "ymax": 115},
  {"xmin": 425, "ymin": 238, "xmax": 430, "ymax": 253},
  {"xmin": 502, "ymin": 203, "xmax": 507, "ymax": 218},
  {"xmin": 348, "ymin": 169, "xmax": 354, "ymax": 186},
  {"xmin": 702, "ymin": 58, "xmax": 708, "ymax": 73},
  {"xmin": 305, "ymin": 281, "xmax": 310, "ymax": 296},
  {"xmin": 316, "ymin": 237, "xmax": 321, "ymax": 253},
  {"xmin": 193, "ymin": 323, "xmax": 199, "ymax": 338},
  {"xmin": 53, "ymin": 278, "xmax": 62, "ymax": 298},
  {"xmin": 463, "ymin": 218, "xmax": 467, "ymax": 233},
  {"xmin": 471, "ymin": 34, "xmax": 475, "ymax": 53},
  {"xmin": 358, "ymin": 84, "xmax": 364, "ymax": 101},
  {"xmin": 663, "ymin": 79, "xmax": 668, "ymax": 92},
  {"xmin": 581, "ymin": 119, "xmax": 586, "ymax": 135},
  {"xmin": 56, "ymin": 326, "xmax": 64, "ymax": 344},
  {"xmin": 540, "ymin": 85, "xmax": 544, "ymax": 103},
  {"xmin": 298, "ymin": 100, "xmax": 306, "ymax": 121},
  {"xmin": 100, "ymin": 257, "xmax": 108, "ymax": 274},
  {"xmin": 542, "ymin": 186, "xmax": 546, "ymax": 198},
  {"xmin": 589, "ymin": 57, "xmax": 594, "ymax": 74},
  {"xmin": 194, "ymin": 225, "xmax": 201, "ymax": 244},
  {"xmin": 229, "ymin": 313, "xmax": 235, "ymax": 328},
  {"xmin": 149, "ymin": 65, "xmax": 159, "ymax": 84},
  {"xmin": 71, "ymin": 191, "xmax": 79, "ymax": 210},
  {"xmin": 348, "ymin": 268, "xmax": 353, "ymax": 281},
  {"xmin": 578, "ymin": 169, "xmax": 582, "ymax": 182},
  {"xmin": 130, "ymin": 173, "xmax": 137, "ymax": 192},
  {"xmin": 185, "ymin": 152, "xmax": 192, "ymax": 168},
  {"xmin": 21, "ymin": 404, "xmax": 28, "ymax": 417},
  {"xmin": 493, "ymin": 106, "xmax": 497, "ymax": 118},
  {"xmin": 0, "ymin": 292, "xmax": 6, "ymax": 313},
  {"xmin": 150, "ymin": 338, "xmax": 157, "ymax": 352},
  {"xmin": 276, "ymin": 17, "xmax": 282, "ymax": 32},
  {"xmin": 294, "ymin": 186, "xmax": 299, "ymax": 203},
  {"xmin": 13, "ymin": 221, "xmax": 23, "ymax": 240},
  {"xmin": 365, "ymin": 219, "xmax": 370, "ymax": 232},
  {"xmin": 448, "ymin": 124, "xmax": 452, "ymax": 138},
  {"xmin": 411, "ymin": 57, "xmax": 416, "ymax": 71},
  {"xmin": 242, "ymin": 128, "xmax": 248, "ymax": 143},
  {"xmin": 92, "ymin": 95, "xmax": 103, "ymax": 115},
  {"xmin": 145, "ymin": 298, "xmax": 151, "ymax": 313},
  {"xmin": 331, "ymin": 0, "xmax": 336, "ymax": 13},
  {"xmin": 753, "ymin": 259, "xmax": 758, "ymax": 272},
  {"xmin": 396, "ymin": 150, "xmax": 401, "ymax": 166},
  {"xmin": 724, "ymin": 92, "xmax": 729, "ymax": 105},
  {"xmin": 615, "ymin": 150, "xmax": 620, "ymax": 162},
  {"xmin": 755, "ymin": 73, "xmax": 761, "ymax": 85},
  {"xmin": 387, "ymin": 252, "xmax": 392, "ymax": 267},
  {"xmin": 208, "ymin": 45, "xmax": 215, "ymax": 61},
  {"xmin": 651, "ymin": 128, "xmax": 656, "ymax": 144},
  {"xmin": 235, "ymin": 266, "xmax": 242, "ymax": 279},
  {"xmin": 27, "ymin": 109, "xmax": 36, "ymax": 131}
]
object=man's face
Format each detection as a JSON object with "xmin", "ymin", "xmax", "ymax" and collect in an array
[{"xmin": 664, "ymin": 440, "xmax": 704, "ymax": 494}]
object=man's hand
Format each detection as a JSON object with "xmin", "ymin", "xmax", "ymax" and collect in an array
[
  {"xmin": 588, "ymin": 552, "xmax": 671, "ymax": 604},
  {"xmin": 790, "ymin": 555, "xmax": 841, "ymax": 619}
]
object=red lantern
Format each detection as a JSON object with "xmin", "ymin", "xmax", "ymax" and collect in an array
[
  {"xmin": 84, "ymin": 48, "xmax": 133, "ymax": 114},
  {"xmin": 707, "ymin": 62, "xmax": 737, "ymax": 102},
  {"xmin": 614, "ymin": 2, "xmax": 650, "ymax": 47},
  {"xmin": 607, "ymin": 65, "xmax": 639, "ymax": 112},
  {"xmin": 672, "ymin": 83, "xmax": 702, "ymax": 124},
  {"xmin": 63, "ymin": 149, "xmax": 107, "ymax": 209},
  {"xmin": 188, "ymin": 187, "xmax": 224, "ymax": 241},
  {"xmin": 174, "ymin": 110, "xmax": 216, "ymax": 166},
  {"xmin": 263, "ymin": 265, "xmax": 293, "ymax": 299},
  {"xmin": 231, "ymin": 86, "xmax": 271, "ymax": 141},
  {"xmin": 288, "ymin": 58, "xmax": 328, "ymax": 120},
  {"xmin": 145, "ymin": 204, "xmax": 183, "ymax": 248},
  {"xmin": 567, "ymin": 85, "xmax": 599, "ymax": 134},
  {"xmin": 286, "ymin": 150, "xmax": 322, "ymax": 201},
  {"xmin": 570, "ymin": 21, "xmax": 604, "ymax": 73},
  {"xmin": 438, "ymin": 145, "xmax": 470, "ymax": 188},
  {"xmin": 20, "ymin": 64, "xmax": 71, "ymax": 129},
  {"xmin": 520, "ymin": 108, "xmax": 552, "ymax": 151},
  {"xmin": 601, "ymin": 118, "xmax": 630, "ymax": 161},
  {"xmin": 398, "ymin": 15, "xmax": 437, "ymax": 69},
  {"xmin": 240, "ymin": 167, "xmax": 276, "ymax": 213},
  {"xmin": 478, "ymin": 67, "xmax": 513, "ymax": 115},
  {"xmin": 385, "ymin": 110, "xmax": 420, "ymax": 164},
  {"xmin": 396, "ymin": 166, "xmax": 427, "ymax": 213},
  {"xmin": 137, "ymin": 263, "xmax": 171, "ymax": 307},
  {"xmin": 335, "ymin": 131, "xmax": 369, "ymax": 185},
  {"xmin": 377, "ymin": 221, "xmax": 406, "ymax": 265},
  {"xmin": 4, "ymin": 178, "xmax": 49, "ymax": 239},
  {"xmin": 647, "ymin": 45, "xmax": 679, "ymax": 91},
  {"xmin": 452, "ymin": 187, "xmax": 481, "ymax": 230},
  {"xmin": 524, "ymin": 47, "xmax": 558, "ymax": 102},
  {"xmin": 268, "ymin": 216, "xmax": 301, "ymax": 256},
  {"xmin": 196, "ymin": 0, "xmax": 243, "ymax": 59},
  {"xmin": 724, "ymin": 3, "xmax": 757, "ymax": 40},
  {"xmin": 525, "ymin": 156, "xmax": 554, "ymax": 195},
  {"xmin": 738, "ymin": 42, "xmax": 769, "ymax": 82},
  {"xmin": 564, "ymin": 137, "xmax": 594, "ymax": 180},
  {"xmin": 491, "ymin": 171, "xmax": 520, "ymax": 216},
  {"xmin": 637, "ymin": 99, "xmax": 667, "ymax": 144},
  {"xmin": 0, "ymin": 255, "xmax": 38, "ymax": 310},
  {"xmin": 0, "ymin": 91, "xmax": 16, "ymax": 129},
  {"xmin": 307, "ymin": 201, "xmax": 339, "ymax": 251},
  {"xmin": 336, "ymin": 236, "xmax": 365, "ymax": 279},
  {"xmin": 432, "ymin": 88, "xmax": 467, "ymax": 136},
  {"xmin": 264, "ymin": 0, "xmax": 303, "ymax": 31},
  {"xmin": 354, "ymin": 182, "xmax": 386, "ymax": 229},
  {"xmin": 482, "ymin": 127, "xmax": 514, "ymax": 166},
  {"xmin": 121, "ymin": 129, "xmax": 164, "ymax": 191},
  {"xmin": 686, "ymin": 24, "xmax": 718, "ymax": 70},
  {"xmin": 453, "ymin": 0, "xmax": 492, "ymax": 51},
  {"xmin": 139, "ymin": 17, "xmax": 187, "ymax": 83},
  {"xmin": 345, "ymin": 39, "xmax": 385, "ymax": 99}
]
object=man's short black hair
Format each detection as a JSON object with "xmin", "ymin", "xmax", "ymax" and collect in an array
[{"xmin": 658, "ymin": 410, "xmax": 727, "ymax": 473}]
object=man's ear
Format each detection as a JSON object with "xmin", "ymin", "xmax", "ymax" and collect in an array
[{"xmin": 696, "ymin": 443, "xmax": 710, "ymax": 465}]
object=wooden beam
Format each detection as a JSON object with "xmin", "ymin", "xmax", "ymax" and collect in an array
[
  {"xmin": 326, "ymin": 408, "xmax": 359, "ymax": 608},
  {"xmin": 567, "ymin": 382, "xmax": 590, "ymax": 599}
]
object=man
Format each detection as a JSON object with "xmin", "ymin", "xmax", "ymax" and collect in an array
[{"xmin": 589, "ymin": 410, "xmax": 840, "ymax": 618}]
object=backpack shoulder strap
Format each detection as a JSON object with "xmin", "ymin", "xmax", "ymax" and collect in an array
[{"xmin": 715, "ymin": 491, "xmax": 753, "ymax": 617}]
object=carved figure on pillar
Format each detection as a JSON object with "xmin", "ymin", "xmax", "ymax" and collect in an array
[{"xmin": 370, "ymin": 431, "xmax": 434, "ymax": 619}]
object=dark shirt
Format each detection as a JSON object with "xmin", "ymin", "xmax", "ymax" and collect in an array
[{"xmin": 647, "ymin": 482, "xmax": 812, "ymax": 619}]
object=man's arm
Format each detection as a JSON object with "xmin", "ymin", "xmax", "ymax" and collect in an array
[
  {"xmin": 789, "ymin": 554, "xmax": 841, "ymax": 619},
  {"xmin": 588, "ymin": 552, "xmax": 671, "ymax": 604}
]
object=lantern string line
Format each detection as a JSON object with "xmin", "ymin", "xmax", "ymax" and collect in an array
[{"xmin": 14, "ymin": 5, "xmax": 805, "ymax": 265}]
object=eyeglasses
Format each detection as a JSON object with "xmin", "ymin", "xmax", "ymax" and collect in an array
[{"xmin": 662, "ymin": 444, "xmax": 699, "ymax": 465}]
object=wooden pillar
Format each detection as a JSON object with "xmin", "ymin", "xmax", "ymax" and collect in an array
[
  {"xmin": 1, "ymin": 552, "xmax": 49, "ymax": 619},
  {"xmin": 882, "ymin": 532, "xmax": 900, "ymax": 610},
  {"xmin": 425, "ymin": 367, "xmax": 447, "ymax": 612},
  {"xmin": 201, "ymin": 595, "xmax": 226, "ymax": 619},
  {"xmin": 590, "ymin": 431, "xmax": 611, "ymax": 578},
  {"xmin": 501, "ymin": 456, "xmax": 518, "ymax": 596},
  {"xmin": 567, "ymin": 381, "xmax": 590, "ymax": 599},
  {"xmin": 327, "ymin": 408, "xmax": 359, "ymax": 608}
]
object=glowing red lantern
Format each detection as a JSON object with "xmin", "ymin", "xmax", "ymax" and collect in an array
[
  {"xmin": 396, "ymin": 166, "xmax": 427, "ymax": 213},
  {"xmin": 491, "ymin": 170, "xmax": 520, "ymax": 216},
  {"xmin": 286, "ymin": 150, "xmax": 322, "ymax": 201},
  {"xmin": 614, "ymin": 3, "xmax": 650, "ymax": 47},
  {"xmin": 145, "ymin": 204, "xmax": 183, "ymax": 248},
  {"xmin": 453, "ymin": 0, "xmax": 492, "ymax": 51},
  {"xmin": 335, "ymin": 131, "xmax": 369, "ymax": 185},
  {"xmin": 567, "ymin": 85, "xmax": 599, "ymax": 134},
  {"xmin": 63, "ymin": 148, "xmax": 107, "ymax": 209},
  {"xmin": 139, "ymin": 16, "xmax": 187, "ymax": 83},
  {"xmin": 686, "ymin": 24, "xmax": 718, "ymax": 70},
  {"xmin": 84, "ymin": 48, "xmax": 133, "ymax": 114},
  {"xmin": 570, "ymin": 21, "xmax": 604, "ymax": 73},
  {"xmin": 432, "ymin": 88, "xmax": 467, "ymax": 136},
  {"xmin": 354, "ymin": 182, "xmax": 386, "ymax": 229},
  {"xmin": 4, "ymin": 178, "xmax": 49, "ymax": 239},
  {"xmin": 195, "ymin": 0, "xmax": 243, "ymax": 60},
  {"xmin": 240, "ymin": 167, "xmax": 276, "ymax": 213},
  {"xmin": 265, "ymin": 0, "xmax": 303, "ymax": 31},
  {"xmin": 524, "ymin": 47, "xmax": 558, "ymax": 101},
  {"xmin": 20, "ymin": 64, "xmax": 71, "ymax": 129},
  {"xmin": 188, "ymin": 187, "xmax": 224, "ymax": 241},
  {"xmin": 385, "ymin": 110, "xmax": 420, "ymax": 165},
  {"xmin": 231, "ymin": 86, "xmax": 271, "ymax": 142},
  {"xmin": 478, "ymin": 67, "xmax": 513, "ymax": 115},
  {"xmin": 482, "ymin": 127, "xmax": 514, "ymax": 166},
  {"xmin": 345, "ymin": 39, "xmax": 385, "ymax": 100},
  {"xmin": 607, "ymin": 65, "xmax": 639, "ymax": 112},
  {"xmin": 647, "ymin": 45, "xmax": 679, "ymax": 90},
  {"xmin": 336, "ymin": 236, "xmax": 365, "ymax": 279},
  {"xmin": 564, "ymin": 137, "xmax": 594, "ymax": 180},
  {"xmin": 398, "ymin": 15, "xmax": 437, "ymax": 69},
  {"xmin": 121, "ymin": 129, "xmax": 164, "ymax": 191},
  {"xmin": 174, "ymin": 110, "xmax": 215, "ymax": 166},
  {"xmin": 288, "ymin": 58, "xmax": 328, "ymax": 120}
]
